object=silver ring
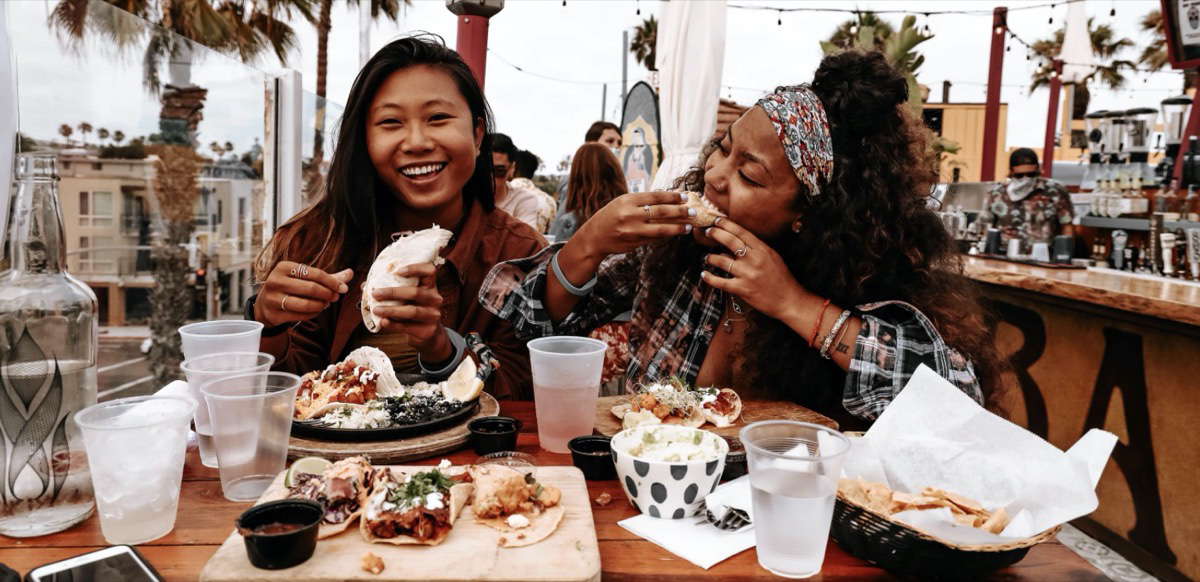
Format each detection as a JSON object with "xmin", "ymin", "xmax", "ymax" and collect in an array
[
  {"xmin": 280, "ymin": 294, "xmax": 290, "ymax": 312},
  {"xmin": 727, "ymin": 257, "xmax": 736, "ymax": 273},
  {"xmin": 643, "ymin": 205, "xmax": 652, "ymax": 219},
  {"xmin": 736, "ymin": 246, "xmax": 748, "ymax": 257},
  {"xmin": 289, "ymin": 266, "xmax": 298, "ymax": 277}
]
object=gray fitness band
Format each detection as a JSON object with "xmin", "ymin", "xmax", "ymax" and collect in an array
[{"xmin": 551, "ymin": 251, "xmax": 597, "ymax": 296}]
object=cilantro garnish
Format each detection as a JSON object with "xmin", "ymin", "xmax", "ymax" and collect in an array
[{"xmin": 385, "ymin": 469, "xmax": 454, "ymax": 508}]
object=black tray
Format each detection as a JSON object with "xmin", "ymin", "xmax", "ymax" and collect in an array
[{"xmin": 290, "ymin": 399, "xmax": 479, "ymax": 442}]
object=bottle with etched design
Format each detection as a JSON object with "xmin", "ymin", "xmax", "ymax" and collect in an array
[{"xmin": 0, "ymin": 153, "xmax": 97, "ymax": 536}]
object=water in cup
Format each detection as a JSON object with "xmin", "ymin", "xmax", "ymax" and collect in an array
[
  {"xmin": 533, "ymin": 383, "xmax": 599, "ymax": 452},
  {"xmin": 75, "ymin": 396, "xmax": 195, "ymax": 545},
  {"xmin": 201, "ymin": 372, "xmax": 300, "ymax": 501},
  {"xmin": 751, "ymin": 469, "xmax": 837, "ymax": 578}
]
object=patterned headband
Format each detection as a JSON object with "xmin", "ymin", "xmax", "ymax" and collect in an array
[{"xmin": 756, "ymin": 84, "xmax": 834, "ymax": 197}]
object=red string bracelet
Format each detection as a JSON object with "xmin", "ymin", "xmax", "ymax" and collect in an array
[{"xmin": 810, "ymin": 298, "xmax": 831, "ymax": 348}]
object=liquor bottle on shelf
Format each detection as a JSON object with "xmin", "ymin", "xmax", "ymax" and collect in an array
[{"xmin": 1185, "ymin": 185, "xmax": 1200, "ymax": 223}]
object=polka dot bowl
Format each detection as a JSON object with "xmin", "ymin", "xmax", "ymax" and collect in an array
[{"xmin": 610, "ymin": 425, "xmax": 729, "ymax": 519}]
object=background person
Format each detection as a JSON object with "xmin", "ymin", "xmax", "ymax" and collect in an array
[
  {"xmin": 489, "ymin": 133, "xmax": 544, "ymax": 230},
  {"xmin": 977, "ymin": 147, "xmax": 1075, "ymax": 252},
  {"xmin": 511, "ymin": 148, "xmax": 557, "ymax": 234},
  {"xmin": 549, "ymin": 143, "xmax": 628, "ymax": 242}
]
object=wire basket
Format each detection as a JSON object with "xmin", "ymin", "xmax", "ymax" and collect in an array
[{"xmin": 830, "ymin": 491, "xmax": 1060, "ymax": 580}]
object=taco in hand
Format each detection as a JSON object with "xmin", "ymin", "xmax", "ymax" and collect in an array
[
  {"xmin": 469, "ymin": 464, "xmax": 564, "ymax": 548},
  {"xmin": 360, "ymin": 467, "xmax": 474, "ymax": 546},
  {"xmin": 285, "ymin": 456, "xmax": 374, "ymax": 539}
]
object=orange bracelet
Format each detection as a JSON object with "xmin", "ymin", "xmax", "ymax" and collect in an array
[{"xmin": 810, "ymin": 299, "xmax": 831, "ymax": 348}]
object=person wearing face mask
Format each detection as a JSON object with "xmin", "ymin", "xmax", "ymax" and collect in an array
[
  {"xmin": 977, "ymin": 148, "xmax": 1075, "ymax": 252},
  {"xmin": 481, "ymin": 50, "xmax": 1006, "ymax": 429}
]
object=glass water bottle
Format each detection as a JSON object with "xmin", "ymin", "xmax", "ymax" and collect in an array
[{"xmin": 0, "ymin": 153, "xmax": 97, "ymax": 536}]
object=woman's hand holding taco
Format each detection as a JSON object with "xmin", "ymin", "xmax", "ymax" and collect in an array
[
  {"xmin": 369, "ymin": 262, "xmax": 454, "ymax": 363},
  {"xmin": 571, "ymin": 191, "xmax": 694, "ymax": 260},
  {"xmin": 699, "ymin": 217, "xmax": 808, "ymax": 322},
  {"xmin": 256, "ymin": 261, "xmax": 354, "ymax": 326}
]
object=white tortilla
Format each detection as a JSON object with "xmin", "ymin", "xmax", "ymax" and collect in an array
[
  {"xmin": 344, "ymin": 346, "xmax": 404, "ymax": 397},
  {"xmin": 700, "ymin": 388, "xmax": 743, "ymax": 428},
  {"xmin": 361, "ymin": 226, "xmax": 453, "ymax": 333}
]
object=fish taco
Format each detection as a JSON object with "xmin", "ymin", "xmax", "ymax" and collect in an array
[
  {"xmin": 284, "ymin": 456, "xmax": 374, "ymax": 539},
  {"xmin": 469, "ymin": 464, "xmax": 564, "ymax": 548}
]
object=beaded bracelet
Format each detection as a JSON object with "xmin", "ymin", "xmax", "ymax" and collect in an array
[
  {"xmin": 820, "ymin": 309, "xmax": 853, "ymax": 359},
  {"xmin": 551, "ymin": 251, "xmax": 597, "ymax": 297},
  {"xmin": 809, "ymin": 299, "xmax": 831, "ymax": 348}
]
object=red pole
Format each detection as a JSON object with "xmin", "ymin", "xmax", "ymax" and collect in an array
[
  {"xmin": 981, "ymin": 7, "xmax": 1007, "ymax": 182},
  {"xmin": 456, "ymin": 15, "xmax": 490, "ymax": 88},
  {"xmin": 1043, "ymin": 59, "xmax": 1063, "ymax": 178}
]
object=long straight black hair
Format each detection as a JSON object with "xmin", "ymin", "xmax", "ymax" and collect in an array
[{"xmin": 257, "ymin": 33, "xmax": 496, "ymax": 279}]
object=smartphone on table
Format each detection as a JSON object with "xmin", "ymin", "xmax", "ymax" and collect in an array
[{"xmin": 24, "ymin": 546, "xmax": 164, "ymax": 582}]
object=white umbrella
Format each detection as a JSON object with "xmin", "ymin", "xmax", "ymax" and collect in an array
[
  {"xmin": 649, "ymin": 0, "xmax": 727, "ymax": 191},
  {"xmin": 0, "ymin": 2, "xmax": 16, "ymax": 242},
  {"xmin": 1060, "ymin": 1, "xmax": 1094, "ymax": 84}
]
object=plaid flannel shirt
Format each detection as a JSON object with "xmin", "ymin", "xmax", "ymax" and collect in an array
[{"xmin": 479, "ymin": 244, "xmax": 983, "ymax": 420}]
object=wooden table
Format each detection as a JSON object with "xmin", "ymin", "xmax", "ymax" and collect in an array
[{"xmin": 0, "ymin": 402, "xmax": 1105, "ymax": 581}]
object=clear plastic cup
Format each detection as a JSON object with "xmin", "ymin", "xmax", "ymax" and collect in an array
[
  {"xmin": 180, "ymin": 352, "xmax": 275, "ymax": 468},
  {"xmin": 740, "ymin": 421, "xmax": 852, "ymax": 579},
  {"xmin": 178, "ymin": 321, "xmax": 264, "ymax": 361},
  {"xmin": 201, "ymin": 372, "xmax": 301, "ymax": 502},
  {"xmin": 75, "ymin": 395, "xmax": 196, "ymax": 545},
  {"xmin": 527, "ymin": 336, "xmax": 606, "ymax": 453}
]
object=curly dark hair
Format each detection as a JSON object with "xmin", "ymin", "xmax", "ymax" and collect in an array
[{"xmin": 642, "ymin": 50, "xmax": 1008, "ymax": 426}]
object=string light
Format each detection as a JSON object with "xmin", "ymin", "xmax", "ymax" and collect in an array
[
  {"xmin": 1049, "ymin": 3, "xmax": 1054, "ymax": 25},
  {"xmin": 777, "ymin": 9, "xmax": 782, "ymax": 26},
  {"xmin": 636, "ymin": 0, "xmax": 640, "ymax": 16},
  {"xmin": 1110, "ymin": 0, "xmax": 1116, "ymax": 18}
]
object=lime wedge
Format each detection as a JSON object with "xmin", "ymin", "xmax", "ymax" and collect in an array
[{"xmin": 285, "ymin": 456, "xmax": 332, "ymax": 487}]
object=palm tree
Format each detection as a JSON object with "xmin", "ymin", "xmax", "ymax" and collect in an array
[
  {"xmin": 50, "ymin": 0, "xmax": 315, "ymax": 385},
  {"xmin": 1138, "ymin": 9, "xmax": 1196, "ymax": 92},
  {"xmin": 307, "ymin": 0, "xmax": 405, "ymax": 205},
  {"xmin": 629, "ymin": 15, "xmax": 657, "ymax": 72},
  {"xmin": 97, "ymin": 127, "xmax": 110, "ymax": 144},
  {"xmin": 821, "ymin": 14, "xmax": 932, "ymax": 110},
  {"xmin": 1028, "ymin": 18, "xmax": 1136, "ymax": 119},
  {"xmin": 113, "ymin": 130, "xmax": 126, "ymax": 145},
  {"xmin": 822, "ymin": 11, "xmax": 895, "ymax": 54},
  {"xmin": 58, "ymin": 123, "xmax": 74, "ymax": 145},
  {"xmin": 77, "ymin": 121, "xmax": 93, "ymax": 145}
]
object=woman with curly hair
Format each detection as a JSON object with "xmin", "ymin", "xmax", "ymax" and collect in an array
[{"xmin": 481, "ymin": 50, "xmax": 1005, "ymax": 428}]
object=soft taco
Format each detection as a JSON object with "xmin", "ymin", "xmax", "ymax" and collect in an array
[
  {"xmin": 284, "ymin": 456, "xmax": 375, "ymax": 539},
  {"xmin": 697, "ymin": 387, "xmax": 743, "ymax": 428},
  {"xmin": 612, "ymin": 380, "xmax": 742, "ymax": 430},
  {"xmin": 360, "ymin": 467, "xmax": 474, "ymax": 546},
  {"xmin": 294, "ymin": 346, "xmax": 404, "ymax": 420},
  {"xmin": 361, "ymin": 226, "xmax": 454, "ymax": 333},
  {"xmin": 683, "ymin": 190, "xmax": 725, "ymax": 228},
  {"xmin": 469, "ymin": 464, "xmax": 564, "ymax": 548}
]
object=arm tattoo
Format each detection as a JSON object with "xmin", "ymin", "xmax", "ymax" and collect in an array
[{"xmin": 835, "ymin": 342, "xmax": 850, "ymax": 354}]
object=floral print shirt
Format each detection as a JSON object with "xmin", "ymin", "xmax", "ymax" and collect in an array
[
  {"xmin": 978, "ymin": 177, "xmax": 1074, "ymax": 249},
  {"xmin": 478, "ymin": 244, "xmax": 983, "ymax": 421}
]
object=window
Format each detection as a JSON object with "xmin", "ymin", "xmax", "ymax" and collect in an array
[
  {"xmin": 79, "ymin": 191, "xmax": 113, "ymax": 227},
  {"xmin": 77, "ymin": 236, "xmax": 114, "ymax": 273}
]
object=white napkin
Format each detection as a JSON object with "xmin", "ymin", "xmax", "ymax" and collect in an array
[
  {"xmin": 119, "ymin": 380, "xmax": 194, "ymax": 424},
  {"xmin": 846, "ymin": 364, "xmax": 1117, "ymax": 544},
  {"xmin": 618, "ymin": 477, "xmax": 756, "ymax": 570}
]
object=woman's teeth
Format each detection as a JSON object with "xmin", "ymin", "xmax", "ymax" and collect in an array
[
  {"xmin": 400, "ymin": 163, "xmax": 445, "ymax": 177},
  {"xmin": 701, "ymin": 193, "xmax": 726, "ymax": 215}
]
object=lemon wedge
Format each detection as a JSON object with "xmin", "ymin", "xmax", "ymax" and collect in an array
[
  {"xmin": 442, "ymin": 357, "xmax": 483, "ymax": 402},
  {"xmin": 285, "ymin": 456, "xmax": 332, "ymax": 487}
]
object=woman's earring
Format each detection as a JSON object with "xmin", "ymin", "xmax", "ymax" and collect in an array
[{"xmin": 791, "ymin": 219, "xmax": 802, "ymax": 233}]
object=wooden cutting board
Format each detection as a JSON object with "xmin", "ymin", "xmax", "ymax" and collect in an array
[
  {"xmin": 199, "ymin": 465, "xmax": 600, "ymax": 582},
  {"xmin": 593, "ymin": 395, "xmax": 837, "ymax": 439},
  {"xmin": 288, "ymin": 393, "xmax": 500, "ymax": 464}
]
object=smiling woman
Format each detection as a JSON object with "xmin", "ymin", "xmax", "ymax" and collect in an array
[
  {"xmin": 481, "ymin": 50, "xmax": 1006, "ymax": 429},
  {"xmin": 249, "ymin": 35, "xmax": 546, "ymax": 400}
]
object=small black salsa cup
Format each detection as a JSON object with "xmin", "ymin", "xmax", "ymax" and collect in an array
[
  {"xmin": 721, "ymin": 436, "xmax": 747, "ymax": 481},
  {"xmin": 236, "ymin": 499, "xmax": 322, "ymax": 570},
  {"xmin": 468, "ymin": 416, "xmax": 522, "ymax": 455},
  {"xmin": 568, "ymin": 435, "xmax": 617, "ymax": 480}
]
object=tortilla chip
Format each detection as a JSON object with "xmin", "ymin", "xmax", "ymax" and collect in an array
[
  {"xmin": 980, "ymin": 507, "xmax": 1009, "ymax": 534},
  {"xmin": 476, "ymin": 504, "xmax": 566, "ymax": 548},
  {"xmin": 889, "ymin": 492, "xmax": 947, "ymax": 514},
  {"xmin": 921, "ymin": 486, "xmax": 986, "ymax": 515}
]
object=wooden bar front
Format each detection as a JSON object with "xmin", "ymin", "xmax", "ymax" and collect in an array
[{"xmin": 965, "ymin": 257, "xmax": 1200, "ymax": 582}]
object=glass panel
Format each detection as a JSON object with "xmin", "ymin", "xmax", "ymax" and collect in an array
[
  {"xmin": 10, "ymin": 0, "xmax": 272, "ymax": 395},
  {"xmin": 300, "ymin": 90, "xmax": 347, "ymax": 204}
]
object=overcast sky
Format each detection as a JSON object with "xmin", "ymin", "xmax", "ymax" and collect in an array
[{"xmin": 11, "ymin": 0, "xmax": 1184, "ymax": 173}]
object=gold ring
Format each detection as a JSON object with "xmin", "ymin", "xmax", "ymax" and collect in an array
[
  {"xmin": 727, "ymin": 257, "xmax": 736, "ymax": 273},
  {"xmin": 736, "ymin": 246, "xmax": 748, "ymax": 257},
  {"xmin": 280, "ymin": 294, "xmax": 290, "ymax": 312},
  {"xmin": 643, "ymin": 205, "xmax": 652, "ymax": 219}
]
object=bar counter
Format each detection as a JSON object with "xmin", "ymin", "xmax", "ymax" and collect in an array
[{"xmin": 963, "ymin": 256, "xmax": 1199, "ymax": 582}]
